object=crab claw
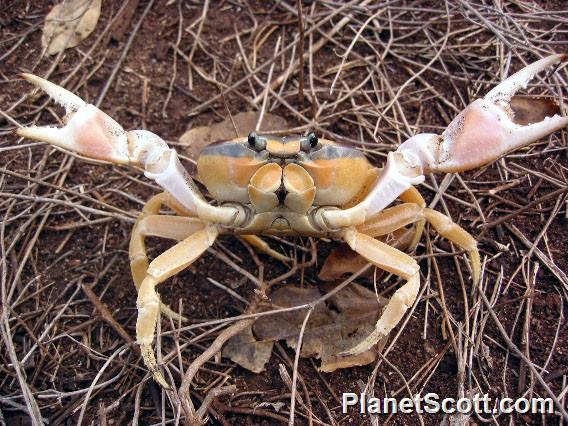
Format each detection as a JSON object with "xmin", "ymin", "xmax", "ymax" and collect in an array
[
  {"xmin": 398, "ymin": 54, "xmax": 568, "ymax": 174},
  {"xmin": 17, "ymin": 74, "xmax": 246, "ymax": 228},
  {"xmin": 16, "ymin": 73, "xmax": 135, "ymax": 163},
  {"xmin": 320, "ymin": 55, "xmax": 567, "ymax": 230},
  {"xmin": 17, "ymin": 73, "xmax": 175, "ymax": 170}
]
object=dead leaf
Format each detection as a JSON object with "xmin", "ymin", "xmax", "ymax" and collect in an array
[
  {"xmin": 222, "ymin": 325, "xmax": 273, "ymax": 373},
  {"xmin": 510, "ymin": 95, "xmax": 563, "ymax": 126},
  {"xmin": 179, "ymin": 111, "xmax": 288, "ymax": 159},
  {"xmin": 42, "ymin": 0, "xmax": 102, "ymax": 56},
  {"xmin": 253, "ymin": 283, "xmax": 388, "ymax": 372},
  {"xmin": 318, "ymin": 244, "xmax": 374, "ymax": 282}
]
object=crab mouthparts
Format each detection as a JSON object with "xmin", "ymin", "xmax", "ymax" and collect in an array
[
  {"xmin": 247, "ymin": 163, "xmax": 317, "ymax": 214},
  {"xmin": 270, "ymin": 216, "xmax": 292, "ymax": 230}
]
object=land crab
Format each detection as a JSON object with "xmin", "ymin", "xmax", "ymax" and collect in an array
[{"xmin": 16, "ymin": 54, "xmax": 568, "ymax": 388}]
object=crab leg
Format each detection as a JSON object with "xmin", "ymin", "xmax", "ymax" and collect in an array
[
  {"xmin": 240, "ymin": 235, "xmax": 291, "ymax": 262},
  {"xmin": 130, "ymin": 192, "xmax": 198, "ymax": 288},
  {"xmin": 340, "ymin": 205, "xmax": 480, "ymax": 356},
  {"xmin": 130, "ymin": 214, "xmax": 206, "ymax": 320},
  {"xmin": 137, "ymin": 225, "xmax": 219, "ymax": 388},
  {"xmin": 16, "ymin": 74, "xmax": 245, "ymax": 227},
  {"xmin": 358, "ymin": 205, "xmax": 480, "ymax": 284},
  {"xmin": 321, "ymin": 54, "xmax": 568, "ymax": 229},
  {"xmin": 339, "ymin": 229, "xmax": 420, "ymax": 356},
  {"xmin": 398, "ymin": 186, "xmax": 426, "ymax": 250}
]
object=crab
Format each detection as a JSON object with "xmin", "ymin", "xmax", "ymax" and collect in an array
[{"xmin": 16, "ymin": 54, "xmax": 568, "ymax": 388}]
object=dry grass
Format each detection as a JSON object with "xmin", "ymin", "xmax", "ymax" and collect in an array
[{"xmin": 0, "ymin": 1, "xmax": 567, "ymax": 424}]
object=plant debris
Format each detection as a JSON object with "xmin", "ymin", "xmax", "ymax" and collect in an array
[
  {"xmin": 42, "ymin": 0, "xmax": 101, "ymax": 55},
  {"xmin": 225, "ymin": 283, "xmax": 389, "ymax": 373},
  {"xmin": 222, "ymin": 324, "xmax": 273, "ymax": 373}
]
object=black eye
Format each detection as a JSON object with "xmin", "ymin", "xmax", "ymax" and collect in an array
[
  {"xmin": 248, "ymin": 132, "xmax": 257, "ymax": 147},
  {"xmin": 247, "ymin": 132, "xmax": 266, "ymax": 151},
  {"xmin": 307, "ymin": 132, "xmax": 318, "ymax": 147},
  {"xmin": 301, "ymin": 132, "xmax": 318, "ymax": 152}
]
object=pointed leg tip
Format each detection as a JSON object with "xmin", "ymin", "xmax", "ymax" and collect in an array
[
  {"xmin": 154, "ymin": 372, "xmax": 171, "ymax": 390},
  {"xmin": 338, "ymin": 332, "xmax": 382, "ymax": 357},
  {"xmin": 273, "ymin": 252, "xmax": 292, "ymax": 263},
  {"xmin": 337, "ymin": 344, "xmax": 368, "ymax": 358},
  {"xmin": 140, "ymin": 343, "xmax": 170, "ymax": 389}
]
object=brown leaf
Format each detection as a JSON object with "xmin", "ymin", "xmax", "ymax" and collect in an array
[
  {"xmin": 510, "ymin": 95, "xmax": 563, "ymax": 126},
  {"xmin": 319, "ymin": 227, "xmax": 415, "ymax": 282},
  {"xmin": 318, "ymin": 244, "xmax": 374, "ymax": 282},
  {"xmin": 179, "ymin": 111, "xmax": 288, "ymax": 159},
  {"xmin": 42, "ymin": 0, "xmax": 102, "ymax": 56},
  {"xmin": 222, "ymin": 325, "xmax": 273, "ymax": 373},
  {"xmin": 253, "ymin": 283, "xmax": 388, "ymax": 372}
]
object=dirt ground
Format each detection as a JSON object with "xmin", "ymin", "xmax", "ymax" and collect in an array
[{"xmin": 1, "ymin": 1, "xmax": 567, "ymax": 425}]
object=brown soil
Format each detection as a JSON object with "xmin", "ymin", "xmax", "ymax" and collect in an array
[{"xmin": 1, "ymin": 1, "xmax": 567, "ymax": 425}]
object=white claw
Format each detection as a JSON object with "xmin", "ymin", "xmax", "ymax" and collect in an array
[
  {"xmin": 398, "ymin": 54, "xmax": 568, "ymax": 174},
  {"xmin": 21, "ymin": 73, "xmax": 86, "ymax": 114},
  {"xmin": 17, "ymin": 102, "xmax": 130, "ymax": 163},
  {"xmin": 485, "ymin": 54, "xmax": 567, "ymax": 104},
  {"xmin": 17, "ymin": 74, "xmax": 243, "ymax": 227},
  {"xmin": 322, "ymin": 55, "xmax": 568, "ymax": 231},
  {"xmin": 17, "ymin": 74, "xmax": 130, "ymax": 163}
]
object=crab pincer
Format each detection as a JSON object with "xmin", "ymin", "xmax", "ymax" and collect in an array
[
  {"xmin": 322, "ymin": 54, "xmax": 568, "ymax": 232},
  {"xmin": 398, "ymin": 53, "xmax": 568, "ymax": 175},
  {"xmin": 331, "ymin": 54, "xmax": 568, "ymax": 357},
  {"xmin": 16, "ymin": 74, "xmax": 244, "ymax": 225},
  {"xmin": 17, "ymin": 74, "xmax": 134, "ymax": 163}
]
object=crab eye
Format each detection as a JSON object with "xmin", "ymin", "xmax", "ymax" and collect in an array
[
  {"xmin": 308, "ymin": 132, "xmax": 318, "ymax": 147},
  {"xmin": 301, "ymin": 132, "xmax": 319, "ymax": 151},
  {"xmin": 247, "ymin": 132, "xmax": 266, "ymax": 151},
  {"xmin": 248, "ymin": 132, "xmax": 257, "ymax": 147}
]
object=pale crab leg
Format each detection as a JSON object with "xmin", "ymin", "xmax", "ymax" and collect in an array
[
  {"xmin": 130, "ymin": 214, "xmax": 206, "ymax": 284},
  {"xmin": 240, "ymin": 235, "xmax": 291, "ymax": 262},
  {"xmin": 131, "ymin": 215, "xmax": 205, "ymax": 323},
  {"xmin": 358, "ymin": 204, "xmax": 480, "ymax": 284},
  {"xmin": 130, "ymin": 192, "xmax": 198, "ymax": 287},
  {"xmin": 398, "ymin": 186, "xmax": 426, "ymax": 250},
  {"xmin": 16, "ymin": 74, "xmax": 246, "ymax": 227},
  {"xmin": 320, "ymin": 54, "xmax": 568, "ymax": 229},
  {"xmin": 137, "ymin": 225, "xmax": 219, "ymax": 388},
  {"xmin": 339, "ymin": 229, "xmax": 420, "ymax": 356}
]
